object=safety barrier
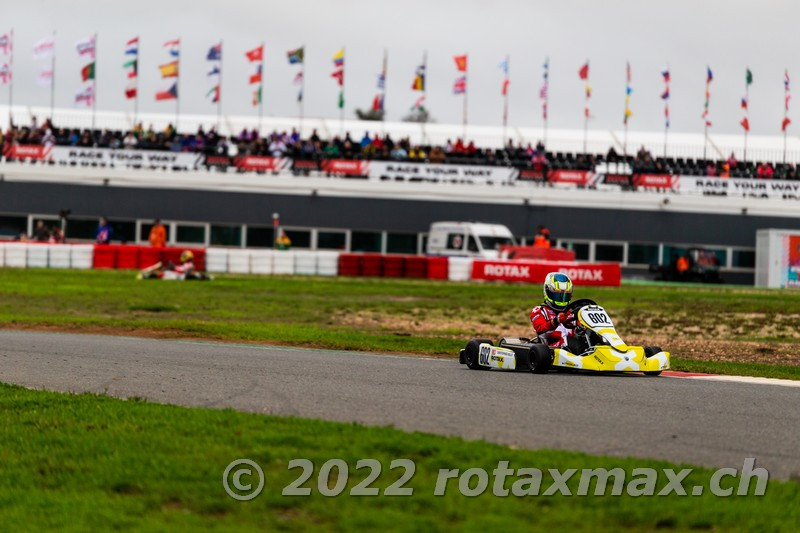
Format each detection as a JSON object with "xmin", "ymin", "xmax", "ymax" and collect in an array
[{"xmin": 0, "ymin": 243, "xmax": 621, "ymax": 286}]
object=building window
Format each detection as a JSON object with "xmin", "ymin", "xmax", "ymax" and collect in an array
[
  {"xmin": 210, "ymin": 225, "xmax": 242, "ymax": 246},
  {"xmin": 0, "ymin": 216, "xmax": 28, "ymax": 238},
  {"xmin": 246, "ymin": 226, "xmax": 274, "ymax": 248},
  {"xmin": 139, "ymin": 222, "xmax": 171, "ymax": 243},
  {"xmin": 732, "ymin": 250, "xmax": 755, "ymax": 268},
  {"xmin": 176, "ymin": 224, "xmax": 206, "ymax": 244},
  {"xmin": 628, "ymin": 244, "xmax": 659, "ymax": 265},
  {"xmin": 284, "ymin": 229, "xmax": 311, "ymax": 248},
  {"xmin": 109, "ymin": 220, "xmax": 137, "ymax": 243},
  {"xmin": 387, "ymin": 233, "xmax": 418, "ymax": 254},
  {"xmin": 595, "ymin": 243, "xmax": 624, "ymax": 262},
  {"xmin": 351, "ymin": 231, "xmax": 382, "ymax": 252},
  {"xmin": 317, "ymin": 231, "xmax": 346, "ymax": 250},
  {"xmin": 446, "ymin": 233, "xmax": 465, "ymax": 250},
  {"xmin": 67, "ymin": 218, "xmax": 105, "ymax": 241},
  {"xmin": 562, "ymin": 241, "xmax": 590, "ymax": 261}
]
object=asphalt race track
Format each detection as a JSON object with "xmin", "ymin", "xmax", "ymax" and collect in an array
[{"xmin": 1, "ymin": 331, "xmax": 798, "ymax": 479}]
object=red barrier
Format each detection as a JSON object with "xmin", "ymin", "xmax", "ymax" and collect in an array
[
  {"xmin": 405, "ymin": 256, "xmax": 428, "ymax": 278},
  {"xmin": 139, "ymin": 247, "xmax": 163, "ymax": 269},
  {"xmin": 361, "ymin": 253, "xmax": 383, "ymax": 276},
  {"xmin": 382, "ymin": 255, "xmax": 405, "ymax": 277},
  {"xmin": 92, "ymin": 245, "xmax": 116, "ymax": 269},
  {"xmin": 427, "ymin": 257, "xmax": 449, "ymax": 279},
  {"xmin": 338, "ymin": 254, "xmax": 361, "ymax": 276},
  {"xmin": 115, "ymin": 245, "xmax": 141, "ymax": 269},
  {"xmin": 471, "ymin": 260, "xmax": 621, "ymax": 287}
]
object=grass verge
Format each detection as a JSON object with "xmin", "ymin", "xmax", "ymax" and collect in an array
[{"xmin": 0, "ymin": 382, "xmax": 798, "ymax": 531}]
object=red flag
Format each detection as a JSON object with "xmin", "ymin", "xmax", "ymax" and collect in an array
[
  {"xmin": 245, "ymin": 45, "xmax": 263, "ymax": 62},
  {"xmin": 331, "ymin": 69, "xmax": 344, "ymax": 86},
  {"xmin": 740, "ymin": 117, "xmax": 749, "ymax": 132},
  {"xmin": 454, "ymin": 54, "xmax": 467, "ymax": 72},
  {"xmin": 501, "ymin": 78, "xmax": 509, "ymax": 96},
  {"xmin": 125, "ymin": 87, "xmax": 137, "ymax": 99},
  {"xmin": 782, "ymin": 117, "xmax": 791, "ymax": 131},
  {"xmin": 578, "ymin": 62, "xmax": 589, "ymax": 80}
]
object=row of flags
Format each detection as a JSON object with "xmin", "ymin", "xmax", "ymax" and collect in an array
[{"xmin": 0, "ymin": 31, "xmax": 796, "ymax": 135}]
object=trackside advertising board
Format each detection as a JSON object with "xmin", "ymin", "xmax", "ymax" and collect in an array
[
  {"xmin": 49, "ymin": 146, "xmax": 203, "ymax": 169},
  {"xmin": 471, "ymin": 260, "xmax": 621, "ymax": 287},
  {"xmin": 369, "ymin": 161, "xmax": 517, "ymax": 182}
]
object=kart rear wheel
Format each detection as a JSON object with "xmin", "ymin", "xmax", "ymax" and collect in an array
[
  {"xmin": 529, "ymin": 344, "xmax": 552, "ymax": 374},
  {"xmin": 464, "ymin": 339, "xmax": 492, "ymax": 370},
  {"xmin": 643, "ymin": 346, "xmax": 663, "ymax": 376}
]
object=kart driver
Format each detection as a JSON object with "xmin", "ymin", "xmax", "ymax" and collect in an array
[
  {"xmin": 138, "ymin": 250, "xmax": 196, "ymax": 280},
  {"xmin": 530, "ymin": 272, "xmax": 577, "ymax": 348}
]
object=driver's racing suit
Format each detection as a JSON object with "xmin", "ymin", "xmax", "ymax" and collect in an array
[{"xmin": 530, "ymin": 305, "xmax": 576, "ymax": 348}]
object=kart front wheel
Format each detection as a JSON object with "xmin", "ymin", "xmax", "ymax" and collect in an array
[
  {"xmin": 529, "ymin": 344, "xmax": 552, "ymax": 374},
  {"xmin": 464, "ymin": 339, "xmax": 492, "ymax": 370},
  {"xmin": 643, "ymin": 346, "xmax": 663, "ymax": 376}
]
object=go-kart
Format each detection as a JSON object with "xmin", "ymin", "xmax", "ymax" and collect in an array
[{"xmin": 458, "ymin": 299, "xmax": 670, "ymax": 375}]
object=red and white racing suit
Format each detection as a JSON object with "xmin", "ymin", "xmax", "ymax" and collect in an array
[
  {"xmin": 161, "ymin": 260, "xmax": 195, "ymax": 280},
  {"xmin": 530, "ymin": 304, "xmax": 575, "ymax": 348}
]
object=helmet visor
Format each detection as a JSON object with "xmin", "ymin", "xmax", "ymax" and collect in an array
[{"xmin": 546, "ymin": 287, "xmax": 572, "ymax": 304}]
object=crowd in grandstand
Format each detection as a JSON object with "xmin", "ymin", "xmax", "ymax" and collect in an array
[{"xmin": 1, "ymin": 118, "xmax": 797, "ymax": 179}]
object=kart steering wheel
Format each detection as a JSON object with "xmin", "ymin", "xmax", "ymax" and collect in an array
[{"xmin": 566, "ymin": 298, "xmax": 597, "ymax": 312}]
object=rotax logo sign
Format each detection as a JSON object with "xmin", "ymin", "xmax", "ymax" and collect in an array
[{"xmin": 472, "ymin": 261, "xmax": 621, "ymax": 286}]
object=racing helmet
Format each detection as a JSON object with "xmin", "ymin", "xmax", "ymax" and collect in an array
[
  {"xmin": 543, "ymin": 272, "xmax": 573, "ymax": 310},
  {"xmin": 180, "ymin": 250, "xmax": 194, "ymax": 263}
]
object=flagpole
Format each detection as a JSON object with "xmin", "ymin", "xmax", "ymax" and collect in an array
[
  {"xmin": 217, "ymin": 39, "xmax": 223, "ymax": 132},
  {"xmin": 503, "ymin": 53, "xmax": 509, "ymax": 145},
  {"xmin": 462, "ymin": 53, "xmax": 468, "ymax": 140},
  {"xmin": 543, "ymin": 57, "xmax": 549, "ymax": 147},
  {"xmin": 299, "ymin": 43, "xmax": 305, "ymax": 136},
  {"xmin": 421, "ymin": 49, "xmax": 427, "ymax": 144},
  {"xmin": 340, "ymin": 45, "xmax": 345, "ymax": 134},
  {"xmin": 743, "ymin": 81, "xmax": 749, "ymax": 163},
  {"xmin": 623, "ymin": 62, "xmax": 628, "ymax": 158},
  {"xmin": 174, "ymin": 38, "xmax": 181, "ymax": 132},
  {"xmin": 8, "ymin": 28, "xmax": 13, "ymax": 127},
  {"xmin": 133, "ymin": 36, "xmax": 139, "ymax": 128},
  {"xmin": 50, "ymin": 30, "xmax": 56, "ymax": 123},
  {"xmin": 258, "ymin": 41, "xmax": 264, "ymax": 135},
  {"xmin": 91, "ymin": 33, "xmax": 97, "ymax": 130},
  {"xmin": 583, "ymin": 61, "xmax": 589, "ymax": 154},
  {"xmin": 382, "ymin": 47, "xmax": 387, "ymax": 130}
]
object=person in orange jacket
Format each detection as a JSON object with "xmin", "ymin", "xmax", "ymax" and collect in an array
[{"xmin": 148, "ymin": 219, "xmax": 167, "ymax": 248}]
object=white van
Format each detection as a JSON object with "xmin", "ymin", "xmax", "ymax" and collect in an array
[{"xmin": 426, "ymin": 221, "xmax": 516, "ymax": 259}]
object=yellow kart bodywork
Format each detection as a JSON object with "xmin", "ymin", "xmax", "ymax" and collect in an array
[{"xmin": 553, "ymin": 344, "xmax": 670, "ymax": 372}]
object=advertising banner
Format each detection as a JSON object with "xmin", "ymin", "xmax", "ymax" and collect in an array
[
  {"xmin": 787, "ymin": 235, "xmax": 800, "ymax": 288},
  {"xmin": 321, "ymin": 159, "xmax": 369, "ymax": 176},
  {"xmin": 547, "ymin": 169, "xmax": 601, "ymax": 187},
  {"xmin": 678, "ymin": 176, "xmax": 800, "ymax": 199},
  {"xmin": 471, "ymin": 260, "xmax": 621, "ymax": 287},
  {"xmin": 632, "ymin": 174, "xmax": 680, "ymax": 190},
  {"xmin": 369, "ymin": 161, "xmax": 518, "ymax": 182},
  {"xmin": 2, "ymin": 144, "xmax": 51, "ymax": 160},
  {"xmin": 49, "ymin": 146, "xmax": 202, "ymax": 169},
  {"xmin": 234, "ymin": 156, "xmax": 291, "ymax": 171}
]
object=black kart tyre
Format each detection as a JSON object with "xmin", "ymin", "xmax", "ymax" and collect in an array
[
  {"xmin": 643, "ymin": 346, "xmax": 663, "ymax": 376},
  {"xmin": 529, "ymin": 343, "xmax": 552, "ymax": 374},
  {"xmin": 464, "ymin": 339, "xmax": 493, "ymax": 370}
]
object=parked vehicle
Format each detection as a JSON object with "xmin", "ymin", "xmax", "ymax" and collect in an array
[{"xmin": 426, "ymin": 221, "xmax": 515, "ymax": 259}]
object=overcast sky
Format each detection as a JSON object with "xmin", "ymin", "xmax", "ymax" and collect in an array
[{"xmin": 1, "ymin": 0, "xmax": 797, "ymax": 137}]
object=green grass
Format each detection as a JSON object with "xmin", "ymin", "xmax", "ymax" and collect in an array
[
  {"xmin": 1, "ymin": 269, "xmax": 800, "ymax": 379},
  {"xmin": 1, "ymin": 382, "xmax": 798, "ymax": 532}
]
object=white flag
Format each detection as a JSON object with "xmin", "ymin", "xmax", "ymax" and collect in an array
[
  {"xmin": 0, "ymin": 63, "xmax": 11, "ymax": 85},
  {"xmin": 75, "ymin": 35, "xmax": 95, "ymax": 59},
  {"xmin": 37, "ymin": 68, "xmax": 53, "ymax": 86},
  {"xmin": 74, "ymin": 85, "xmax": 94, "ymax": 107},
  {"xmin": 33, "ymin": 37, "xmax": 55, "ymax": 60}
]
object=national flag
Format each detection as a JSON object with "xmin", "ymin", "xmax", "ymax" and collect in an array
[
  {"xmin": 206, "ymin": 85, "xmax": 220, "ymax": 103},
  {"xmin": 207, "ymin": 43, "xmax": 221, "ymax": 61},
  {"xmin": 706, "ymin": 66, "xmax": 713, "ymax": 82},
  {"xmin": 252, "ymin": 86, "xmax": 261, "ymax": 106},
  {"xmin": 156, "ymin": 82, "xmax": 178, "ymax": 101},
  {"xmin": 164, "ymin": 39, "xmax": 180, "ymax": 57},
  {"xmin": 412, "ymin": 65, "xmax": 425, "ymax": 91},
  {"xmin": 76, "ymin": 36, "xmax": 96, "ymax": 59},
  {"xmin": 585, "ymin": 84, "xmax": 592, "ymax": 98},
  {"xmin": 745, "ymin": 68, "xmax": 753, "ymax": 85},
  {"xmin": 454, "ymin": 54, "xmax": 467, "ymax": 72},
  {"xmin": 125, "ymin": 84, "xmax": 137, "ymax": 99},
  {"xmin": 377, "ymin": 72, "xmax": 386, "ymax": 90},
  {"xmin": 661, "ymin": 88, "xmax": 670, "ymax": 100},
  {"xmin": 740, "ymin": 117, "xmax": 750, "ymax": 132},
  {"xmin": 740, "ymin": 97, "xmax": 748, "ymax": 110},
  {"xmin": 578, "ymin": 62, "xmax": 589, "ymax": 80},
  {"xmin": 782, "ymin": 117, "xmax": 791, "ymax": 132},
  {"xmin": 784, "ymin": 70, "xmax": 790, "ymax": 90},
  {"xmin": 32, "ymin": 36, "xmax": 54, "ymax": 60},
  {"xmin": 0, "ymin": 33, "xmax": 10, "ymax": 55},
  {"xmin": 159, "ymin": 61, "xmax": 179, "ymax": 78},
  {"xmin": 249, "ymin": 64, "xmax": 262, "ymax": 84},
  {"xmin": 332, "ymin": 48, "xmax": 344, "ymax": 67},
  {"xmin": 81, "ymin": 62, "xmax": 95, "ymax": 81},
  {"xmin": 665, "ymin": 107, "xmax": 670, "ymax": 129},
  {"xmin": 501, "ymin": 78, "xmax": 509, "ymax": 96},
  {"xmin": 412, "ymin": 95, "xmax": 425, "ymax": 111},
  {"xmin": 661, "ymin": 68, "xmax": 671, "ymax": 82},
  {"xmin": 338, "ymin": 90, "xmax": 344, "ymax": 109},
  {"xmin": 124, "ymin": 59, "xmax": 137, "ymax": 78},
  {"xmin": 207, "ymin": 65, "xmax": 220, "ymax": 77},
  {"xmin": 331, "ymin": 69, "xmax": 344, "ymax": 86},
  {"xmin": 372, "ymin": 94, "xmax": 384, "ymax": 111},
  {"xmin": 36, "ymin": 68, "xmax": 53, "ymax": 86},
  {"xmin": 453, "ymin": 75, "xmax": 466, "ymax": 94},
  {"xmin": 245, "ymin": 45, "xmax": 263, "ymax": 62},
  {"xmin": 498, "ymin": 58, "xmax": 508, "ymax": 76},
  {"xmin": 125, "ymin": 37, "xmax": 138, "ymax": 55},
  {"xmin": 287, "ymin": 47, "xmax": 304, "ymax": 64},
  {"xmin": 0, "ymin": 63, "xmax": 10, "ymax": 84},
  {"xmin": 74, "ymin": 85, "xmax": 94, "ymax": 106},
  {"xmin": 539, "ymin": 84, "xmax": 548, "ymax": 99},
  {"xmin": 294, "ymin": 71, "xmax": 303, "ymax": 85}
]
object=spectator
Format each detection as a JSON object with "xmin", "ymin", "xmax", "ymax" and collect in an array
[
  {"xmin": 705, "ymin": 162, "xmax": 717, "ymax": 177},
  {"xmin": 360, "ymin": 131, "xmax": 371, "ymax": 149},
  {"xmin": 757, "ymin": 162, "xmax": 774, "ymax": 179},
  {"xmin": 727, "ymin": 152, "xmax": 738, "ymax": 168},
  {"xmin": 390, "ymin": 144, "xmax": 408, "ymax": 160},
  {"xmin": 49, "ymin": 224, "xmax": 64, "ymax": 244},
  {"xmin": 408, "ymin": 145, "xmax": 426, "ymax": 160},
  {"xmin": 533, "ymin": 225, "xmax": 552, "ymax": 248},
  {"xmin": 96, "ymin": 217, "xmax": 113, "ymax": 244},
  {"xmin": 148, "ymin": 219, "xmax": 167, "ymax": 248},
  {"xmin": 276, "ymin": 230, "xmax": 292, "ymax": 250},
  {"xmin": 269, "ymin": 136, "xmax": 287, "ymax": 157},
  {"xmin": 429, "ymin": 146, "xmax": 446, "ymax": 164},
  {"xmin": 32, "ymin": 220, "xmax": 50, "ymax": 242}
]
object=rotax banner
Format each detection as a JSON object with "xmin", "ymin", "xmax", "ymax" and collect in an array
[{"xmin": 471, "ymin": 260, "xmax": 621, "ymax": 287}]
